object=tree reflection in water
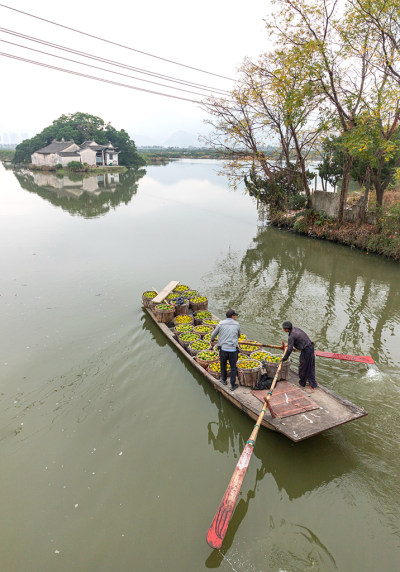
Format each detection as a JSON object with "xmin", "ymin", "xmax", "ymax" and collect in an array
[
  {"xmin": 13, "ymin": 167, "xmax": 146, "ymax": 218},
  {"xmin": 205, "ymin": 224, "xmax": 400, "ymax": 368}
]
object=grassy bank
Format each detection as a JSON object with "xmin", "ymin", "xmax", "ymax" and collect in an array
[
  {"xmin": 271, "ymin": 192, "xmax": 400, "ymax": 262},
  {"xmin": 0, "ymin": 149, "xmax": 15, "ymax": 162},
  {"xmin": 26, "ymin": 164, "xmax": 127, "ymax": 175}
]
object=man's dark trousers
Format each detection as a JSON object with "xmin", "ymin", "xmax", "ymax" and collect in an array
[
  {"xmin": 299, "ymin": 344, "xmax": 316, "ymax": 388},
  {"xmin": 220, "ymin": 349, "xmax": 238, "ymax": 386}
]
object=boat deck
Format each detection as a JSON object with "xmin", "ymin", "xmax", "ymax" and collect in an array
[{"xmin": 145, "ymin": 306, "xmax": 367, "ymax": 442}]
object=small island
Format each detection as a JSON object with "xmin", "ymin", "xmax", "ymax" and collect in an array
[{"xmin": 12, "ymin": 112, "xmax": 146, "ymax": 172}]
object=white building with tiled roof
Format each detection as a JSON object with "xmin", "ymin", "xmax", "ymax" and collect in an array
[{"xmin": 31, "ymin": 139, "xmax": 120, "ymax": 167}]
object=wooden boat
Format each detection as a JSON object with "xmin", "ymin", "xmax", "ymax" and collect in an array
[{"xmin": 143, "ymin": 282, "xmax": 368, "ymax": 443}]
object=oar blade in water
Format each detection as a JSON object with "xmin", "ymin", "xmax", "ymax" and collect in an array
[
  {"xmin": 315, "ymin": 351, "xmax": 375, "ymax": 364},
  {"xmin": 206, "ymin": 443, "xmax": 254, "ymax": 549}
]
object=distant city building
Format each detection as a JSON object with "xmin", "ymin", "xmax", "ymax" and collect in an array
[{"xmin": 31, "ymin": 139, "xmax": 120, "ymax": 167}]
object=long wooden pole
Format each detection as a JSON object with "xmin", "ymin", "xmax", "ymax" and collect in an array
[
  {"xmin": 242, "ymin": 341, "xmax": 375, "ymax": 365},
  {"xmin": 206, "ymin": 360, "xmax": 283, "ymax": 549}
]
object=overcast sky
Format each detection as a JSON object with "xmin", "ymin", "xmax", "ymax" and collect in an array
[{"xmin": 0, "ymin": 1, "xmax": 272, "ymax": 145}]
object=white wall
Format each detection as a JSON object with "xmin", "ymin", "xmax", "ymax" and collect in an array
[{"xmin": 79, "ymin": 148, "xmax": 97, "ymax": 166}]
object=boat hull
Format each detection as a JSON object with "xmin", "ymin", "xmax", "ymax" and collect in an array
[{"xmin": 144, "ymin": 306, "xmax": 367, "ymax": 442}]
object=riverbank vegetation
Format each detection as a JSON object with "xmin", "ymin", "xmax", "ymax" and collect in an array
[
  {"xmin": 28, "ymin": 161, "xmax": 127, "ymax": 176},
  {"xmin": 201, "ymin": 0, "xmax": 400, "ymax": 261},
  {"xmin": 0, "ymin": 149, "xmax": 14, "ymax": 162},
  {"xmin": 139, "ymin": 147, "xmax": 227, "ymax": 162},
  {"xmin": 137, "ymin": 147, "xmax": 270, "ymax": 164},
  {"xmin": 271, "ymin": 188, "xmax": 400, "ymax": 261}
]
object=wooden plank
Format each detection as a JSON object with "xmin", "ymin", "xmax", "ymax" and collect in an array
[{"xmin": 152, "ymin": 281, "xmax": 180, "ymax": 304}]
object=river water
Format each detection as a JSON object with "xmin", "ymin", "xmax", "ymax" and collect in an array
[{"xmin": 0, "ymin": 160, "xmax": 399, "ymax": 571}]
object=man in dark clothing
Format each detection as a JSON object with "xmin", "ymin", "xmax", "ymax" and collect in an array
[
  {"xmin": 211, "ymin": 310, "xmax": 240, "ymax": 391},
  {"xmin": 281, "ymin": 321, "xmax": 317, "ymax": 390}
]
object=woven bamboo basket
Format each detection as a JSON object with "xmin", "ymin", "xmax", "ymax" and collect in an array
[
  {"xmin": 193, "ymin": 311, "xmax": 212, "ymax": 326},
  {"xmin": 237, "ymin": 360, "xmax": 262, "ymax": 388},
  {"xmin": 141, "ymin": 291, "xmax": 157, "ymax": 308},
  {"xmin": 173, "ymin": 315, "xmax": 194, "ymax": 327},
  {"xmin": 195, "ymin": 351, "xmax": 219, "ymax": 369},
  {"xmin": 238, "ymin": 343, "xmax": 260, "ymax": 356},
  {"xmin": 190, "ymin": 298, "xmax": 208, "ymax": 312},
  {"xmin": 250, "ymin": 350, "xmax": 271, "ymax": 362},
  {"xmin": 173, "ymin": 325, "xmax": 193, "ymax": 339},
  {"xmin": 193, "ymin": 325, "xmax": 214, "ymax": 338},
  {"xmin": 207, "ymin": 362, "xmax": 231, "ymax": 380},
  {"xmin": 182, "ymin": 290, "xmax": 198, "ymax": 300},
  {"xmin": 174, "ymin": 301, "xmax": 189, "ymax": 316},
  {"xmin": 188, "ymin": 341, "xmax": 211, "ymax": 356},
  {"xmin": 173, "ymin": 285, "xmax": 190, "ymax": 295},
  {"xmin": 178, "ymin": 333, "xmax": 201, "ymax": 349},
  {"xmin": 263, "ymin": 357, "xmax": 291, "ymax": 380},
  {"xmin": 153, "ymin": 306, "xmax": 175, "ymax": 323}
]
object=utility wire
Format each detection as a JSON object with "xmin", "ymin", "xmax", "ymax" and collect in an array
[
  {"xmin": 0, "ymin": 38, "xmax": 222, "ymax": 98},
  {"xmin": 0, "ymin": 2, "xmax": 235, "ymax": 81},
  {"xmin": 0, "ymin": 27, "xmax": 231, "ymax": 95},
  {"xmin": 0, "ymin": 51, "xmax": 202, "ymax": 103}
]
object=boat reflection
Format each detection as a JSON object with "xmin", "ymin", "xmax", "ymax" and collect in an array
[{"xmin": 13, "ymin": 167, "xmax": 146, "ymax": 218}]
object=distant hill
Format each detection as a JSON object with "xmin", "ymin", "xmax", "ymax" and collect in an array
[{"xmin": 162, "ymin": 130, "xmax": 200, "ymax": 147}]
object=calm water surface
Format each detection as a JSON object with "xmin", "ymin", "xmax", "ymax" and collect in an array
[{"xmin": 0, "ymin": 160, "xmax": 399, "ymax": 571}]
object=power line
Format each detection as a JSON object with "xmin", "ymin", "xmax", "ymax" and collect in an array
[
  {"xmin": 0, "ymin": 51, "xmax": 202, "ymax": 103},
  {"xmin": 0, "ymin": 2, "xmax": 235, "ymax": 81},
  {"xmin": 0, "ymin": 27, "xmax": 231, "ymax": 95},
  {"xmin": 0, "ymin": 38, "xmax": 221, "ymax": 98}
]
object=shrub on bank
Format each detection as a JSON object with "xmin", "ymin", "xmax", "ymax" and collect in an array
[{"xmin": 271, "ymin": 209, "xmax": 400, "ymax": 261}]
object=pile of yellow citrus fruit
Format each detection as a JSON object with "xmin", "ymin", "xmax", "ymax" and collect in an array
[
  {"xmin": 208, "ymin": 362, "xmax": 230, "ymax": 373},
  {"xmin": 204, "ymin": 333, "xmax": 218, "ymax": 342},
  {"xmin": 143, "ymin": 291, "xmax": 157, "ymax": 298},
  {"xmin": 195, "ymin": 311, "xmax": 212, "ymax": 320},
  {"xmin": 194, "ymin": 325, "xmax": 213, "ymax": 334},
  {"xmin": 237, "ymin": 360, "xmax": 261, "ymax": 369},
  {"xmin": 175, "ymin": 315, "xmax": 193, "ymax": 324},
  {"xmin": 264, "ymin": 355, "xmax": 281, "ymax": 363},
  {"xmin": 190, "ymin": 340, "xmax": 210, "ymax": 351},
  {"xmin": 174, "ymin": 284, "xmax": 190, "ymax": 292},
  {"xmin": 166, "ymin": 292, "xmax": 181, "ymax": 300},
  {"xmin": 180, "ymin": 333, "xmax": 200, "ymax": 342},
  {"xmin": 156, "ymin": 303, "xmax": 172, "ymax": 311},
  {"xmin": 203, "ymin": 319, "xmax": 219, "ymax": 326},
  {"xmin": 250, "ymin": 351, "xmax": 271, "ymax": 361},
  {"xmin": 175, "ymin": 324, "xmax": 193, "ymax": 333},
  {"xmin": 190, "ymin": 296, "xmax": 207, "ymax": 304},
  {"xmin": 239, "ymin": 343, "xmax": 260, "ymax": 352},
  {"xmin": 197, "ymin": 350, "xmax": 219, "ymax": 361},
  {"xmin": 184, "ymin": 290, "xmax": 198, "ymax": 298}
]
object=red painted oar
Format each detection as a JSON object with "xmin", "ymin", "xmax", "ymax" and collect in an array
[
  {"xmin": 243, "ymin": 341, "xmax": 375, "ymax": 365},
  {"xmin": 314, "ymin": 351, "xmax": 375, "ymax": 364},
  {"xmin": 206, "ymin": 360, "xmax": 283, "ymax": 549}
]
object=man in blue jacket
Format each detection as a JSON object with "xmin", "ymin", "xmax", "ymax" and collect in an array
[{"xmin": 211, "ymin": 310, "xmax": 240, "ymax": 391}]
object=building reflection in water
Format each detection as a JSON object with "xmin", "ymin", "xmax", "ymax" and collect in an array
[
  {"xmin": 13, "ymin": 168, "xmax": 146, "ymax": 218},
  {"xmin": 31, "ymin": 171, "xmax": 121, "ymax": 196}
]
